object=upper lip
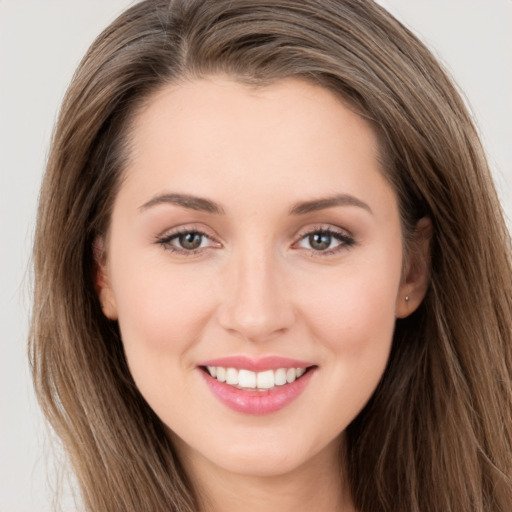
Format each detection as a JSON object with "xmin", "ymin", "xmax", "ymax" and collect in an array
[{"xmin": 198, "ymin": 355, "xmax": 315, "ymax": 372}]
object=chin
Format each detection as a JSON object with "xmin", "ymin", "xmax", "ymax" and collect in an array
[
  {"xmin": 220, "ymin": 446, "xmax": 307, "ymax": 477},
  {"xmin": 169, "ymin": 423, "xmax": 342, "ymax": 480}
]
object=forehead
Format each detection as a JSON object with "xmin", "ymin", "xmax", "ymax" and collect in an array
[
  {"xmin": 130, "ymin": 76, "xmax": 377, "ymax": 148},
  {"xmin": 119, "ymin": 76, "xmax": 395, "ymax": 219}
]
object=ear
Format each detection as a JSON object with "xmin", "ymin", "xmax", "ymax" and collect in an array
[
  {"xmin": 93, "ymin": 237, "xmax": 118, "ymax": 320},
  {"xmin": 396, "ymin": 217, "xmax": 432, "ymax": 318}
]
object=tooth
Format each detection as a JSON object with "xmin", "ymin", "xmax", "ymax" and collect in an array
[
  {"xmin": 216, "ymin": 367, "xmax": 226, "ymax": 382},
  {"xmin": 286, "ymin": 368, "xmax": 296, "ymax": 383},
  {"xmin": 238, "ymin": 369, "xmax": 256, "ymax": 388},
  {"xmin": 226, "ymin": 367, "xmax": 238, "ymax": 385},
  {"xmin": 213, "ymin": 365, "xmax": 307, "ymax": 388},
  {"xmin": 257, "ymin": 369, "xmax": 274, "ymax": 389},
  {"xmin": 274, "ymin": 368, "xmax": 287, "ymax": 386}
]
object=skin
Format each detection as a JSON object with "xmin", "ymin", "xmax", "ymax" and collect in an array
[{"xmin": 97, "ymin": 77, "xmax": 430, "ymax": 512}]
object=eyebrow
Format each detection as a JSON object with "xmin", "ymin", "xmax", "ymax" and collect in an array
[
  {"xmin": 139, "ymin": 193, "xmax": 225, "ymax": 214},
  {"xmin": 139, "ymin": 192, "xmax": 371, "ymax": 216},
  {"xmin": 289, "ymin": 194, "xmax": 372, "ymax": 215}
]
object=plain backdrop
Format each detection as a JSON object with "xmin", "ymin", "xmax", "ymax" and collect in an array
[{"xmin": 1, "ymin": 1, "xmax": 511, "ymax": 511}]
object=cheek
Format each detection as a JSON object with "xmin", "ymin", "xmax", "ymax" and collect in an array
[
  {"xmin": 293, "ymin": 260, "xmax": 401, "ymax": 436},
  {"xmin": 111, "ymin": 264, "xmax": 221, "ymax": 431},
  {"xmin": 111, "ymin": 258, "xmax": 217, "ymax": 385},
  {"xmin": 297, "ymin": 251, "xmax": 402, "ymax": 368},
  {"xmin": 322, "ymin": 275, "xmax": 396, "ymax": 338}
]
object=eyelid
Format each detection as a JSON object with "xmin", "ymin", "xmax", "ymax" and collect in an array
[
  {"xmin": 153, "ymin": 223, "xmax": 355, "ymax": 256},
  {"xmin": 294, "ymin": 223, "xmax": 353, "ymax": 239},
  {"xmin": 154, "ymin": 224, "xmax": 222, "ymax": 254},
  {"xmin": 292, "ymin": 224, "xmax": 356, "ymax": 255}
]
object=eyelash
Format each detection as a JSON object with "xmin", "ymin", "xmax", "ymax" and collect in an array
[
  {"xmin": 155, "ymin": 227, "xmax": 218, "ymax": 256},
  {"xmin": 155, "ymin": 226, "xmax": 355, "ymax": 257},
  {"xmin": 294, "ymin": 227, "xmax": 356, "ymax": 255}
]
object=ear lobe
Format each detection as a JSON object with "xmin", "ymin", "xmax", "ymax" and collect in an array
[
  {"xmin": 396, "ymin": 217, "xmax": 432, "ymax": 319},
  {"xmin": 93, "ymin": 237, "xmax": 118, "ymax": 320}
]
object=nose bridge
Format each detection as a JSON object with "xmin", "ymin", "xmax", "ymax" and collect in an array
[{"xmin": 218, "ymin": 240, "xmax": 293, "ymax": 342}]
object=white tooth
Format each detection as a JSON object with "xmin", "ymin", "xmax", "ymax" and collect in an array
[
  {"xmin": 274, "ymin": 368, "xmax": 287, "ymax": 386},
  {"xmin": 296, "ymin": 367, "xmax": 305, "ymax": 378},
  {"xmin": 286, "ymin": 368, "xmax": 297, "ymax": 383},
  {"xmin": 238, "ymin": 369, "xmax": 256, "ymax": 388},
  {"xmin": 216, "ymin": 367, "xmax": 226, "ymax": 382},
  {"xmin": 226, "ymin": 367, "xmax": 238, "ymax": 385},
  {"xmin": 257, "ymin": 370, "xmax": 275, "ymax": 389},
  {"xmin": 207, "ymin": 366, "xmax": 217, "ymax": 377}
]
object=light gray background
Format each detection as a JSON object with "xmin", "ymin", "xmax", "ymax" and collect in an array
[{"xmin": 1, "ymin": 1, "xmax": 511, "ymax": 511}]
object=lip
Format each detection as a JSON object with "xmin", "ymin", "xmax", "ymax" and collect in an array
[
  {"xmin": 198, "ymin": 356, "xmax": 317, "ymax": 415},
  {"xmin": 198, "ymin": 355, "xmax": 314, "ymax": 372}
]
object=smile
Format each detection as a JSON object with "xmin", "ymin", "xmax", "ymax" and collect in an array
[
  {"xmin": 204, "ymin": 366, "xmax": 307, "ymax": 391},
  {"xmin": 198, "ymin": 356, "xmax": 317, "ymax": 415}
]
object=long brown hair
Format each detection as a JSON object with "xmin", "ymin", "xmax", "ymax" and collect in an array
[{"xmin": 30, "ymin": 1, "xmax": 512, "ymax": 510}]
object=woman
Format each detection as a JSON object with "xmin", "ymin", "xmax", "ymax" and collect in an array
[{"xmin": 29, "ymin": 0, "xmax": 512, "ymax": 511}]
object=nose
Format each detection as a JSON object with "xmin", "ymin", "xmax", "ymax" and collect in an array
[{"xmin": 217, "ymin": 246, "xmax": 295, "ymax": 343}]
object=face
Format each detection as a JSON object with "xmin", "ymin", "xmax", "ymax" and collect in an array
[{"xmin": 98, "ymin": 77, "xmax": 426, "ymax": 480}]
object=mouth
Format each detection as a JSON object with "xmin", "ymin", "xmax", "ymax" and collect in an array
[
  {"xmin": 197, "ymin": 357, "xmax": 318, "ymax": 415},
  {"xmin": 199, "ymin": 365, "xmax": 315, "ymax": 392}
]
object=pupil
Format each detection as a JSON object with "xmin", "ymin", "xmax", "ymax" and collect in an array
[
  {"xmin": 309, "ymin": 232, "xmax": 331, "ymax": 250},
  {"xmin": 180, "ymin": 232, "xmax": 202, "ymax": 250}
]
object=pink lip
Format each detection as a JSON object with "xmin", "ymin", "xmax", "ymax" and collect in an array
[
  {"xmin": 198, "ymin": 356, "xmax": 317, "ymax": 415},
  {"xmin": 198, "ymin": 355, "xmax": 314, "ymax": 372}
]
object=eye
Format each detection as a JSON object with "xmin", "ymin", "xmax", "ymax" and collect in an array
[
  {"xmin": 175, "ymin": 232, "xmax": 205, "ymax": 250},
  {"xmin": 155, "ymin": 228, "xmax": 220, "ymax": 254},
  {"xmin": 296, "ymin": 228, "xmax": 355, "ymax": 254}
]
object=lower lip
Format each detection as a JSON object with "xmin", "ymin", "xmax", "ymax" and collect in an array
[{"xmin": 199, "ymin": 368, "xmax": 316, "ymax": 415}]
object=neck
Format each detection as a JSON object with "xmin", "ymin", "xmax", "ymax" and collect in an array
[{"xmin": 177, "ymin": 436, "xmax": 356, "ymax": 512}]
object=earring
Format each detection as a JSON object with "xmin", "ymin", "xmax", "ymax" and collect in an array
[{"xmin": 405, "ymin": 295, "xmax": 410, "ymax": 302}]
